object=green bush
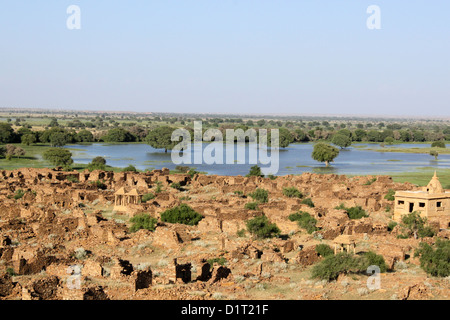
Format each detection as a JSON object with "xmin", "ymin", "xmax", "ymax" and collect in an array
[
  {"xmin": 207, "ymin": 257, "xmax": 227, "ymax": 270},
  {"xmin": 122, "ymin": 164, "xmax": 138, "ymax": 172},
  {"xmin": 414, "ymin": 239, "xmax": 450, "ymax": 277},
  {"xmin": 67, "ymin": 175, "xmax": 79, "ymax": 183},
  {"xmin": 248, "ymin": 188, "xmax": 269, "ymax": 203},
  {"xmin": 246, "ymin": 215, "xmax": 280, "ymax": 239},
  {"xmin": 384, "ymin": 189, "xmax": 395, "ymax": 201},
  {"xmin": 282, "ymin": 187, "xmax": 303, "ymax": 199},
  {"xmin": 346, "ymin": 206, "xmax": 368, "ymax": 219},
  {"xmin": 288, "ymin": 211, "xmax": 318, "ymax": 234},
  {"xmin": 315, "ymin": 244, "xmax": 334, "ymax": 257},
  {"xmin": 311, "ymin": 251, "xmax": 387, "ymax": 281},
  {"xmin": 246, "ymin": 165, "xmax": 264, "ymax": 177},
  {"xmin": 336, "ymin": 204, "xmax": 368, "ymax": 219},
  {"xmin": 160, "ymin": 204, "xmax": 203, "ymax": 226},
  {"xmin": 141, "ymin": 192, "xmax": 156, "ymax": 203},
  {"xmin": 431, "ymin": 141, "xmax": 446, "ymax": 148},
  {"xmin": 398, "ymin": 211, "xmax": 435, "ymax": 239},
  {"xmin": 154, "ymin": 181, "xmax": 163, "ymax": 193},
  {"xmin": 245, "ymin": 202, "xmax": 259, "ymax": 210},
  {"xmin": 129, "ymin": 214, "xmax": 158, "ymax": 233},
  {"xmin": 387, "ymin": 221, "xmax": 398, "ymax": 232},
  {"xmin": 301, "ymin": 198, "xmax": 315, "ymax": 208},
  {"xmin": 6, "ymin": 267, "xmax": 16, "ymax": 276},
  {"xmin": 170, "ymin": 182, "xmax": 182, "ymax": 190},
  {"xmin": 187, "ymin": 169, "xmax": 199, "ymax": 178},
  {"xmin": 90, "ymin": 180, "xmax": 107, "ymax": 190},
  {"xmin": 364, "ymin": 178, "xmax": 377, "ymax": 185},
  {"xmin": 236, "ymin": 229, "xmax": 246, "ymax": 237},
  {"xmin": 234, "ymin": 190, "xmax": 245, "ymax": 198},
  {"xmin": 13, "ymin": 189, "xmax": 25, "ymax": 200}
]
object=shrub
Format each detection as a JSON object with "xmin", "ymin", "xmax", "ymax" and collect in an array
[
  {"xmin": 13, "ymin": 189, "xmax": 25, "ymax": 200},
  {"xmin": 160, "ymin": 204, "xmax": 203, "ymax": 226},
  {"xmin": 91, "ymin": 156, "xmax": 106, "ymax": 165},
  {"xmin": 245, "ymin": 202, "xmax": 259, "ymax": 210},
  {"xmin": 346, "ymin": 206, "xmax": 368, "ymax": 219},
  {"xmin": 364, "ymin": 178, "xmax": 377, "ymax": 186},
  {"xmin": 234, "ymin": 190, "xmax": 245, "ymax": 198},
  {"xmin": 282, "ymin": 187, "xmax": 303, "ymax": 199},
  {"xmin": 311, "ymin": 253, "xmax": 359, "ymax": 281},
  {"xmin": 387, "ymin": 221, "xmax": 398, "ymax": 232},
  {"xmin": 246, "ymin": 215, "xmax": 280, "ymax": 239},
  {"xmin": 398, "ymin": 211, "xmax": 435, "ymax": 239},
  {"xmin": 141, "ymin": 192, "xmax": 156, "ymax": 203},
  {"xmin": 246, "ymin": 165, "xmax": 264, "ymax": 177},
  {"xmin": 122, "ymin": 164, "xmax": 137, "ymax": 172},
  {"xmin": 175, "ymin": 165, "xmax": 190, "ymax": 173},
  {"xmin": 129, "ymin": 214, "xmax": 158, "ymax": 233},
  {"xmin": 248, "ymin": 188, "xmax": 269, "ymax": 203},
  {"xmin": 431, "ymin": 141, "xmax": 446, "ymax": 148},
  {"xmin": 301, "ymin": 198, "xmax": 315, "ymax": 208},
  {"xmin": 170, "ymin": 182, "xmax": 182, "ymax": 190},
  {"xmin": 315, "ymin": 244, "xmax": 334, "ymax": 257},
  {"xmin": 311, "ymin": 251, "xmax": 387, "ymax": 281},
  {"xmin": 154, "ymin": 181, "xmax": 163, "ymax": 193},
  {"xmin": 236, "ymin": 229, "xmax": 246, "ymax": 237},
  {"xmin": 288, "ymin": 211, "xmax": 318, "ymax": 234},
  {"xmin": 6, "ymin": 267, "xmax": 16, "ymax": 276},
  {"xmin": 362, "ymin": 251, "xmax": 387, "ymax": 273},
  {"xmin": 67, "ymin": 175, "xmax": 79, "ymax": 183},
  {"xmin": 187, "ymin": 169, "xmax": 199, "ymax": 178},
  {"xmin": 336, "ymin": 204, "xmax": 368, "ymax": 219},
  {"xmin": 384, "ymin": 189, "xmax": 395, "ymax": 201},
  {"xmin": 90, "ymin": 180, "xmax": 107, "ymax": 190},
  {"xmin": 267, "ymin": 174, "xmax": 277, "ymax": 180},
  {"xmin": 414, "ymin": 239, "xmax": 450, "ymax": 277},
  {"xmin": 207, "ymin": 257, "xmax": 227, "ymax": 270},
  {"xmin": 43, "ymin": 148, "xmax": 73, "ymax": 167}
]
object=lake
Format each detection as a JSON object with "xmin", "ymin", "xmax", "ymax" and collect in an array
[{"xmin": 64, "ymin": 142, "xmax": 450, "ymax": 176}]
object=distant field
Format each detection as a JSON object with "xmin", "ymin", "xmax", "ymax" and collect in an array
[{"xmin": 387, "ymin": 168, "xmax": 450, "ymax": 188}]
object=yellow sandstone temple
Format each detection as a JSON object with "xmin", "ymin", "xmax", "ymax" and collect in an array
[{"xmin": 394, "ymin": 172, "xmax": 450, "ymax": 229}]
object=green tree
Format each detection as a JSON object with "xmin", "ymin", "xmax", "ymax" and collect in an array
[
  {"xmin": 160, "ymin": 204, "xmax": 203, "ymax": 226},
  {"xmin": 431, "ymin": 141, "xmax": 446, "ymax": 148},
  {"xmin": 145, "ymin": 126, "xmax": 177, "ymax": 153},
  {"xmin": 246, "ymin": 215, "xmax": 280, "ymax": 239},
  {"xmin": 102, "ymin": 128, "xmax": 136, "ymax": 142},
  {"xmin": 87, "ymin": 156, "xmax": 107, "ymax": 171},
  {"xmin": 76, "ymin": 129, "xmax": 95, "ymax": 142},
  {"xmin": 288, "ymin": 211, "xmax": 318, "ymax": 234},
  {"xmin": 398, "ymin": 211, "xmax": 435, "ymax": 239},
  {"xmin": 246, "ymin": 165, "xmax": 264, "ymax": 177},
  {"xmin": 0, "ymin": 123, "xmax": 16, "ymax": 143},
  {"xmin": 282, "ymin": 187, "xmax": 303, "ymax": 198},
  {"xmin": 331, "ymin": 134, "xmax": 352, "ymax": 149},
  {"xmin": 430, "ymin": 150, "xmax": 439, "ymax": 160},
  {"xmin": 129, "ymin": 214, "xmax": 158, "ymax": 233},
  {"xmin": 248, "ymin": 188, "xmax": 269, "ymax": 203},
  {"xmin": 49, "ymin": 132, "xmax": 68, "ymax": 147},
  {"xmin": 43, "ymin": 148, "xmax": 73, "ymax": 167},
  {"xmin": 312, "ymin": 142, "xmax": 339, "ymax": 167},
  {"xmin": 21, "ymin": 133, "xmax": 37, "ymax": 146},
  {"xmin": 414, "ymin": 239, "xmax": 450, "ymax": 277}
]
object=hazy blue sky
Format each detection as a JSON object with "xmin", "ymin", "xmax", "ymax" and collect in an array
[{"xmin": 1, "ymin": 1, "xmax": 449, "ymax": 116}]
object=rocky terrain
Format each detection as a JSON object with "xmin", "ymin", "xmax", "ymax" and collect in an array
[{"xmin": 0, "ymin": 167, "xmax": 448, "ymax": 300}]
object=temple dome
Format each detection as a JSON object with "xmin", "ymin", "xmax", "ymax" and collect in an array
[{"xmin": 425, "ymin": 171, "xmax": 444, "ymax": 194}]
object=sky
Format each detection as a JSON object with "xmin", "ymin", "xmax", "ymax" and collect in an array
[{"xmin": 0, "ymin": 0, "xmax": 449, "ymax": 117}]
